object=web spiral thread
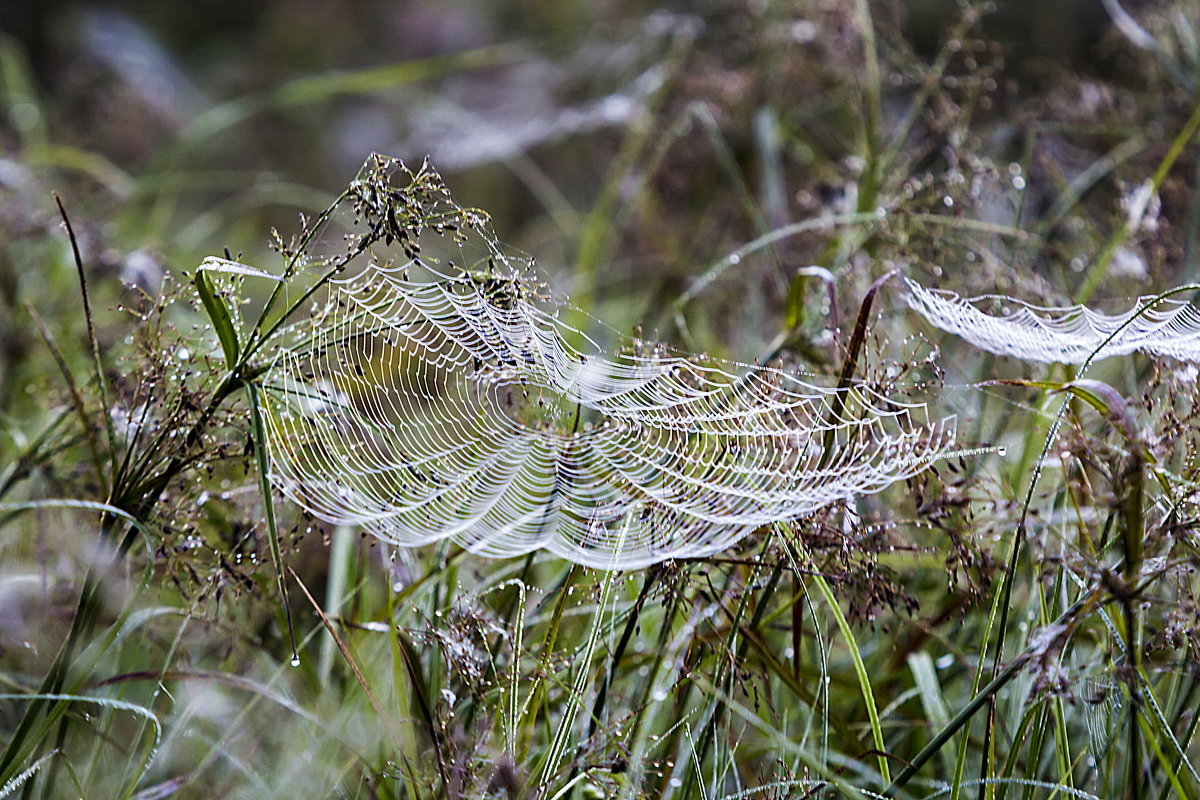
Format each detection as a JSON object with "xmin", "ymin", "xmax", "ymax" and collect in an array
[
  {"xmin": 905, "ymin": 278, "xmax": 1200, "ymax": 364},
  {"xmin": 257, "ymin": 156, "xmax": 956, "ymax": 569}
]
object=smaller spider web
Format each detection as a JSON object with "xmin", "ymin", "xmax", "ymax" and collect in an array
[
  {"xmin": 257, "ymin": 157, "xmax": 956, "ymax": 569},
  {"xmin": 905, "ymin": 278, "xmax": 1200, "ymax": 364}
]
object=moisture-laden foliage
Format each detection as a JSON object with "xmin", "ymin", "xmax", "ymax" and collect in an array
[
  {"xmin": 4, "ymin": 2, "xmax": 1200, "ymax": 799},
  {"xmin": 261, "ymin": 156, "xmax": 955, "ymax": 569}
]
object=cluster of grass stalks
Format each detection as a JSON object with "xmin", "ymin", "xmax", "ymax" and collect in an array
[{"xmin": 2, "ymin": 1, "xmax": 1200, "ymax": 798}]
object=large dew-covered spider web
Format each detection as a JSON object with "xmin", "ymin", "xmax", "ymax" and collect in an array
[
  {"xmin": 258, "ymin": 155, "xmax": 956, "ymax": 569},
  {"xmin": 905, "ymin": 278, "xmax": 1200, "ymax": 364}
]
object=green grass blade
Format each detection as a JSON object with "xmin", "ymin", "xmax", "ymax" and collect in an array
[
  {"xmin": 194, "ymin": 270, "xmax": 240, "ymax": 369},
  {"xmin": 245, "ymin": 382, "xmax": 297, "ymax": 665},
  {"xmin": 908, "ymin": 652, "xmax": 955, "ymax": 779},
  {"xmin": 887, "ymin": 590, "xmax": 1104, "ymax": 796},
  {"xmin": 810, "ymin": 572, "xmax": 891, "ymax": 786}
]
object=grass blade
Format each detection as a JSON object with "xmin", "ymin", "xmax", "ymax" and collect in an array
[
  {"xmin": 809, "ymin": 571, "xmax": 891, "ymax": 786},
  {"xmin": 194, "ymin": 269, "xmax": 240, "ymax": 369},
  {"xmin": 245, "ymin": 382, "xmax": 297, "ymax": 665}
]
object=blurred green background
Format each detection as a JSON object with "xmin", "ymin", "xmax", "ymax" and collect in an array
[{"xmin": 4, "ymin": 0, "xmax": 1181, "ymax": 414}]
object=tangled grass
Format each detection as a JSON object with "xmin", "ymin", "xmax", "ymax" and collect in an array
[{"xmin": 2, "ymin": 2, "xmax": 1200, "ymax": 798}]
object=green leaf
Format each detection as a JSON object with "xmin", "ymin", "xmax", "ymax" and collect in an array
[
  {"xmin": 194, "ymin": 270, "xmax": 240, "ymax": 369},
  {"xmin": 1056, "ymin": 379, "xmax": 1138, "ymax": 443},
  {"xmin": 783, "ymin": 265, "xmax": 834, "ymax": 334}
]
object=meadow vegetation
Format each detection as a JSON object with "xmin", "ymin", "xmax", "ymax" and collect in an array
[{"xmin": 1, "ymin": 1, "xmax": 1200, "ymax": 797}]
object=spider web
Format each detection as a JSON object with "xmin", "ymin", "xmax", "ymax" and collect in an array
[
  {"xmin": 257, "ymin": 156, "xmax": 956, "ymax": 569},
  {"xmin": 905, "ymin": 278, "xmax": 1200, "ymax": 364}
]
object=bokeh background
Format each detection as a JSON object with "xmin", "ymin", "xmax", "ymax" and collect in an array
[{"xmin": 6, "ymin": 0, "xmax": 1190, "ymax": 414}]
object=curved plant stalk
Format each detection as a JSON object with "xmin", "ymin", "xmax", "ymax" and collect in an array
[
  {"xmin": 809, "ymin": 570, "xmax": 891, "ymax": 786},
  {"xmin": 0, "ymin": 750, "xmax": 57, "ymax": 799},
  {"xmin": 54, "ymin": 194, "xmax": 118, "ymax": 492},
  {"xmin": 246, "ymin": 382, "xmax": 298, "ymax": 664}
]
